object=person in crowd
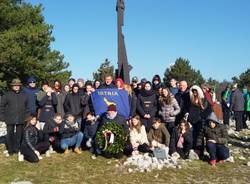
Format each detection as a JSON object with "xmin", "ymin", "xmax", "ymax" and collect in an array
[
  {"xmin": 175, "ymin": 80, "xmax": 191, "ymax": 126},
  {"xmin": 83, "ymin": 112, "xmax": 99, "ymax": 153},
  {"xmin": 98, "ymin": 75, "xmax": 116, "ymax": 89},
  {"xmin": 158, "ymin": 87, "xmax": 180, "ymax": 135},
  {"xmin": 63, "ymin": 84, "xmax": 70, "ymax": 94},
  {"xmin": 221, "ymin": 85, "xmax": 232, "ymax": 126},
  {"xmin": 82, "ymin": 81, "xmax": 95, "ymax": 121},
  {"xmin": 148, "ymin": 118, "xmax": 170, "ymax": 149},
  {"xmin": 152, "ymin": 75, "xmax": 162, "ymax": 94},
  {"xmin": 131, "ymin": 76, "xmax": 140, "ymax": 96},
  {"xmin": 169, "ymin": 78, "xmax": 179, "ymax": 96},
  {"xmin": 53, "ymin": 80, "xmax": 66, "ymax": 118},
  {"xmin": 125, "ymin": 115, "xmax": 150, "ymax": 156},
  {"xmin": 23, "ymin": 77, "xmax": 39, "ymax": 116},
  {"xmin": 243, "ymin": 87, "xmax": 250, "ymax": 128},
  {"xmin": 64, "ymin": 84, "xmax": 84, "ymax": 125},
  {"xmin": 93, "ymin": 80, "xmax": 101, "ymax": 89},
  {"xmin": 137, "ymin": 81, "xmax": 158, "ymax": 132},
  {"xmin": 43, "ymin": 113, "xmax": 63, "ymax": 152},
  {"xmin": 115, "ymin": 78, "xmax": 124, "ymax": 90},
  {"xmin": 0, "ymin": 79, "xmax": 30, "ymax": 156},
  {"xmin": 100, "ymin": 104, "xmax": 129, "ymax": 132},
  {"xmin": 124, "ymin": 84, "xmax": 137, "ymax": 118},
  {"xmin": 196, "ymin": 112, "xmax": 229, "ymax": 167},
  {"xmin": 20, "ymin": 116, "xmax": 50, "ymax": 163},
  {"xmin": 60, "ymin": 114, "xmax": 83, "ymax": 154},
  {"xmin": 188, "ymin": 85, "xmax": 212, "ymax": 149},
  {"xmin": 68, "ymin": 78, "xmax": 76, "ymax": 92},
  {"xmin": 230, "ymin": 83, "xmax": 245, "ymax": 131},
  {"xmin": 170, "ymin": 119, "xmax": 193, "ymax": 159},
  {"xmin": 201, "ymin": 84, "xmax": 215, "ymax": 107},
  {"xmin": 140, "ymin": 78, "xmax": 147, "ymax": 87},
  {"xmin": 37, "ymin": 82, "xmax": 58, "ymax": 127},
  {"xmin": 77, "ymin": 78, "xmax": 85, "ymax": 95}
]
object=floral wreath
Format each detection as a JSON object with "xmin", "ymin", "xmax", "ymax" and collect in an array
[{"xmin": 96, "ymin": 121, "xmax": 127, "ymax": 155}]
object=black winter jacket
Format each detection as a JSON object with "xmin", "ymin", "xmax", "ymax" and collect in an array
[{"xmin": 0, "ymin": 90, "xmax": 30, "ymax": 124}]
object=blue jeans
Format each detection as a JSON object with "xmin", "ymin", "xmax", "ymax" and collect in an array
[
  {"xmin": 61, "ymin": 132, "xmax": 83, "ymax": 150},
  {"xmin": 207, "ymin": 142, "xmax": 229, "ymax": 161}
]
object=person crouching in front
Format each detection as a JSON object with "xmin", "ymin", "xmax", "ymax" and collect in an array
[
  {"xmin": 196, "ymin": 112, "xmax": 229, "ymax": 167},
  {"xmin": 60, "ymin": 114, "xmax": 83, "ymax": 154},
  {"xmin": 20, "ymin": 116, "xmax": 50, "ymax": 163}
]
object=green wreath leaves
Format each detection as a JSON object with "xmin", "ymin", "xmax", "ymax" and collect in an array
[{"xmin": 96, "ymin": 121, "xmax": 127, "ymax": 155}]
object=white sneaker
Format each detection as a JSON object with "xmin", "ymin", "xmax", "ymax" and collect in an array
[
  {"xmin": 45, "ymin": 150, "xmax": 51, "ymax": 157},
  {"xmin": 49, "ymin": 146, "xmax": 56, "ymax": 154},
  {"xmin": 18, "ymin": 152, "xmax": 24, "ymax": 162}
]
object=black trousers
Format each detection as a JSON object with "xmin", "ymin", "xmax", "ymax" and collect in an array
[
  {"xmin": 21, "ymin": 142, "xmax": 50, "ymax": 163},
  {"xmin": 6, "ymin": 124, "xmax": 24, "ymax": 154},
  {"xmin": 243, "ymin": 111, "xmax": 249, "ymax": 129},
  {"xmin": 164, "ymin": 121, "xmax": 175, "ymax": 136},
  {"xmin": 124, "ymin": 143, "xmax": 151, "ymax": 156},
  {"xmin": 222, "ymin": 108, "xmax": 230, "ymax": 125},
  {"xmin": 234, "ymin": 111, "xmax": 244, "ymax": 131}
]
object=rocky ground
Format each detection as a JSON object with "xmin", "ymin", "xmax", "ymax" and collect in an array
[{"xmin": 0, "ymin": 120, "xmax": 249, "ymax": 184}]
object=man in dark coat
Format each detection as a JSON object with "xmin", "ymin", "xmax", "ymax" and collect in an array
[
  {"xmin": 175, "ymin": 81, "xmax": 191, "ymax": 125},
  {"xmin": 230, "ymin": 84, "xmax": 245, "ymax": 131},
  {"xmin": 100, "ymin": 104, "xmax": 129, "ymax": 132},
  {"xmin": 23, "ymin": 77, "xmax": 39, "ymax": 116},
  {"xmin": 0, "ymin": 79, "xmax": 30, "ymax": 155},
  {"xmin": 98, "ymin": 75, "xmax": 116, "ymax": 89}
]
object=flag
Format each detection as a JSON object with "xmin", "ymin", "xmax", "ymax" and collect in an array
[{"xmin": 91, "ymin": 88, "xmax": 130, "ymax": 119}]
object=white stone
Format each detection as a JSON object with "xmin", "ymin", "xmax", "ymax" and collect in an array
[
  {"xmin": 247, "ymin": 162, "xmax": 250, "ymax": 167},
  {"xmin": 188, "ymin": 150, "xmax": 199, "ymax": 160},
  {"xmin": 226, "ymin": 156, "xmax": 234, "ymax": 163},
  {"xmin": 238, "ymin": 156, "xmax": 246, "ymax": 160}
]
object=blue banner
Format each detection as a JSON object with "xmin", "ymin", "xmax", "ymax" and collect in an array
[{"xmin": 91, "ymin": 89, "xmax": 130, "ymax": 119}]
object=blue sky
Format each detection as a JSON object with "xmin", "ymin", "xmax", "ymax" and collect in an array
[{"xmin": 27, "ymin": 0, "xmax": 250, "ymax": 82}]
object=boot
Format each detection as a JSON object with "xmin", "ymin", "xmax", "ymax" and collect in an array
[{"xmin": 74, "ymin": 147, "xmax": 82, "ymax": 154}]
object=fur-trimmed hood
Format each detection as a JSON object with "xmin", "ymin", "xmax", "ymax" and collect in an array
[{"xmin": 189, "ymin": 85, "xmax": 204, "ymax": 99}]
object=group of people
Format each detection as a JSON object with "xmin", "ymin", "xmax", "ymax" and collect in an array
[{"xmin": 0, "ymin": 74, "xmax": 249, "ymax": 167}]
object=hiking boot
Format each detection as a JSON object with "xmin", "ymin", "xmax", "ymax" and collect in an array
[
  {"xmin": 74, "ymin": 148, "xmax": 82, "ymax": 154},
  {"xmin": 64, "ymin": 149, "xmax": 70, "ymax": 155},
  {"xmin": 209, "ymin": 160, "xmax": 216, "ymax": 167}
]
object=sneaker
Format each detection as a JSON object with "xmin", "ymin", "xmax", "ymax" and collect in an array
[
  {"xmin": 18, "ymin": 152, "xmax": 24, "ymax": 162},
  {"xmin": 45, "ymin": 150, "xmax": 51, "ymax": 157},
  {"xmin": 64, "ymin": 149, "xmax": 70, "ymax": 155},
  {"xmin": 49, "ymin": 146, "xmax": 56, "ymax": 154},
  {"xmin": 74, "ymin": 148, "xmax": 82, "ymax": 154}
]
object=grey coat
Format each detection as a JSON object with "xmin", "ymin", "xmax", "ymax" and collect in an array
[
  {"xmin": 231, "ymin": 89, "xmax": 245, "ymax": 112},
  {"xmin": 159, "ymin": 96, "xmax": 180, "ymax": 123}
]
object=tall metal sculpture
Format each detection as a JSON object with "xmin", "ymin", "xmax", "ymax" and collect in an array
[{"xmin": 116, "ymin": 0, "xmax": 132, "ymax": 84}]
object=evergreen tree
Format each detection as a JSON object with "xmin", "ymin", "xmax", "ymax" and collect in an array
[
  {"xmin": 0, "ymin": 0, "xmax": 71, "ymax": 89},
  {"xmin": 163, "ymin": 57, "xmax": 205, "ymax": 86},
  {"xmin": 93, "ymin": 58, "xmax": 115, "ymax": 82}
]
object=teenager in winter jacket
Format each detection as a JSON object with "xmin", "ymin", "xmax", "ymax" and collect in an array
[
  {"xmin": 53, "ymin": 80, "xmax": 66, "ymax": 118},
  {"xmin": 159, "ymin": 87, "xmax": 180, "ymax": 135},
  {"xmin": 170, "ymin": 119, "xmax": 193, "ymax": 159},
  {"xmin": 20, "ymin": 116, "xmax": 50, "ymax": 163},
  {"xmin": 43, "ymin": 113, "xmax": 63, "ymax": 152},
  {"xmin": 60, "ymin": 114, "xmax": 83, "ymax": 154},
  {"xmin": 148, "ymin": 118, "xmax": 170, "ymax": 148},
  {"xmin": 37, "ymin": 83, "xmax": 58, "ymax": 124},
  {"xmin": 137, "ymin": 81, "xmax": 158, "ymax": 132},
  {"xmin": 188, "ymin": 85, "xmax": 212, "ymax": 149},
  {"xmin": 197, "ymin": 113, "xmax": 229, "ymax": 167},
  {"xmin": 221, "ymin": 85, "xmax": 231, "ymax": 126},
  {"xmin": 64, "ymin": 84, "xmax": 84, "ymax": 124},
  {"xmin": 124, "ymin": 84, "xmax": 137, "ymax": 118},
  {"xmin": 0, "ymin": 79, "xmax": 30, "ymax": 155},
  {"xmin": 125, "ymin": 115, "xmax": 150, "ymax": 155}
]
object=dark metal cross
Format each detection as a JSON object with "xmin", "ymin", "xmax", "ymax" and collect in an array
[{"xmin": 116, "ymin": 0, "xmax": 132, "ymax": 84}]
